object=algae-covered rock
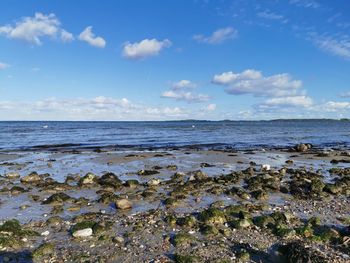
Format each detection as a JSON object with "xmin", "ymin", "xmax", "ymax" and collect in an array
[
  {"xmin": 199, "ymin": 207, "xmax": 226, "ymax": 224},
  {"xmin": 254, "ymin": 215, "xmax": 275, "ymax": 228},
  {"xmin": 4, "ymin": 172, "xmax": 20, "ymax": 179},
  {"xmin": 20, "ymin": 172, "xmax": 41, "ymax": 183},
  {"xmin": 200, "ymin": 224, "xmax": 219, "ymax": 236},
  {"xmin": 174, "ymin": 254, "xmax": 200, "ymax": 263},
  {"xmin": 42, "ymin": 192, "xmax": 73, "ymax": 205},
  {"xmin": 32, "ymin": 242, "xmax": 55, "ymax": 258},
  {"xmin": 124, "ymin": 179, "xmax": 139, "ymax": 188},
  {"xmin": 177, "ymin": 216, "xmax": 197, "ymax": 228},
  {"xmin": 137, "ymin": 169, "xmax": 159, "ymax": 176},
  {"xmin": 79, "ymin": 172, "xmax": 97, "ymax": 185},
  {"xmin": 0, "ymin": 219, "xmax": 39, "ymax": 249},
  {"xmin": 98, "ymin": 172, "xmax": 122, "ymax": 188},
  {"xmin": 173, "ymin": 233, "xmax": 195, "ymax": 247},
  {"xmin": 278, "ymin": 240, "xmax": 327, "ymax": 262}
]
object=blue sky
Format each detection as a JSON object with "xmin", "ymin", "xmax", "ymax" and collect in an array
[{"xmin": 0, "ymin": 0, "xmax": 350, "ymax": 120}]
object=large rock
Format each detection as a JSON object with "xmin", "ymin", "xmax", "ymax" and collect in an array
[
  {"xmin": 79, "ymin": 172, "xmax": 96, "ymax": 185},
  {"xmin": 20, "ymin": 172, "xmax": 41, "ymax": 183},
  {"xmin": 295, "ymin": 143, "xmax": 312, "ymax": 152},
  {"xmin": 115, "ymin": 199, "xmax": 132, "ymax": 210}
]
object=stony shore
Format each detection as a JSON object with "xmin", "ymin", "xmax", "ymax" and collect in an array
[{"xmin": 0, "ymin": 145, "xmax": 349, "ymax": 262}]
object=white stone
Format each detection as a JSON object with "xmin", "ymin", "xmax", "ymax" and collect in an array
[
  {"xmin": 72, "ymin": 228, "xmax": 93, "ymax": 238},
  {"xmin": 41, "ymin": 230, "xmax": 50, "ymax": 236},
  {"xmin": 262, "ymin": 164, "xmax": 271, "ymax": 171}
]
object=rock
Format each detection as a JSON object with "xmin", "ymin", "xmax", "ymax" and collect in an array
[
  {"xmin": 173, "ymin": 233, "xmax": 194, "ymax": 247},
  {"xmin": 79, "ymin": 172, "xmax": 96, "ymax": 185},
  {"xmin": 20, "ymin": 172, "xmax": 41, "ymax": 183},
  {"xmin": 72, "ymin": 228, "xmax": 93, "ymax": 238},
  {"xmin": 42, "ymin": 192, "xmax": 73, "ymax": 205},
  {"xmin": 4, "ymin": 172, "xmax": 20, "ymax": 179},
  {"xmin": 124, "ymin": 179, "xmax": 139, "ymax": 188},
  {"xmin": 113, "ymin": 236, "xmax": 125, "ymax": 244},
  {"xmin": 98, "ymin": 172, "xmax": 122, "ymax": 188},
  {"xmin": 262, "ymin": 164, "xmax": 271, "ymax": 171},
  {"xmin": 147, "ymin": 178, "xmax": 161, "ymax": 186},
  {"xmin": 32, "ymin": 242, "xmax": 55, "ymax": 258},
  {"xmin": 199, "ymin": 208, "xmax": 226, "ymax": 224},
  {"xmin": 115, "ymin": 199, "xmax": 132, "ymax": 210},
  {"xmin": 41, "ymin": 231, "xmax": 50, "ymax": 236},
  {"xmin": 295, "ymin": 143, "xmax": 311, "ymax": 152},
  {"xmin": 137, "ymin": 169, "xmax": 159, "ymax": 176}
]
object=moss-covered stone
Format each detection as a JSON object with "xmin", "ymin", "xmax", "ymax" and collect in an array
[
  {"xmin": 199, "ymin": 208, "xmax": 226, "ymax": 224},
  {"xmin": 32, "ymin": 242, "xmax": 55, "ymax": 258},
  {"xmin": 173, "ymin": 233, "xmax": 194, "ymax": 247},
  {"xmin": 174, "ymin": 254, "xmax": 199, "ymax": 263},
  {"xmin": 71, "ymin": 221, "xmax": 96, "ymax": 234},
  {"xmin": 177, "ymin": 216, "xmax": 197, "ymax": 228},
  {"xmin": 42, "ymin": 192, "xmax": 73, "ymax": 205},
  {"xmin": 200, "ymin": 224, "xmax": 219, "ymax": 236},
  {"xmin": 254, "ymin": 215, "xmax": 275, "ymax": 228}
]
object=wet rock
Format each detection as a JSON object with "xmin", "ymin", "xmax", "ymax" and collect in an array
[
  {"xmin": 199, "ymin": 207, "xmax": 226, "ymax": 224},
  {"xmin": 137, "ymin": 169, "xmax": 159, "ymax": 176},
  {"xmin": 231, "ymin": 218, "xmax": 252, "ymax": 229},
  {"xmin": 115, "ymin": 199, "xmax": 132, "ymax": 210},
  {"xmin": 4, "ymin": 172, "xmax": 20, "ymax": 179},
  {"xmin": 0, "ymin": 220, "xmax": 38, "ymax": 249},
  {"xmin": 277, "ymin": 240, "xmax": 327, "ymax": 262},
  {"xmin": 147, "ymin": 178, "xmax": 161, "ymax": 186},
  {"xmin": 10, "ymin": 186, "xmax": 27, "ymax": 195},
  {"xmin": 98, "ymin": 172, "xmax": 122, "ymax": 188},
  {"xmin": 200, "ymin": 224, "xmax": 219, "ymax": 236},
  {"xmin": 295, "ymin": 143, "xmax": 312, "ymax": 152},
  {"xmin": 79, "ymin": 172, "xmax": 97, "ymax": 185},
  {"xmin": 32, "ymin": 242, "xmax": 55, "ymax": 258},
  {"xmin": 124, "ymin": 179, "xmax": 139, "ymax": 188},
  {"xmin": 20, "ymin": 172, "xmax": 41, "ymax": 183},
  {"xmin": 173, "ymin": 233, "xmax": 195, "ymax": 247},
  {"xmin": 166, "ymin": 164, "xmax": 178, "ymax": 170},
  {"xmin": 177, "ymin": 216, "xmax": 197, "ymax": 228},
  {"xmin": 200, "ymin": 163, "xmax": 215, "ymax": 168},
  {"xmin": 174, "ymin": 254, "xmax": 200, "ymax": 263},
  {"xmin": 98, "ymin": 192, "xmax": 119, "ymax": 204},
  {"xmin": 42, "ymin": 192, "xmax": 73, "ymax": 205}
]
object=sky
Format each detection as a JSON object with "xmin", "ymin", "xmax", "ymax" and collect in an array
[{"xmin": 0, "ymin": 0, "xmax": 350, "ymax": 121}]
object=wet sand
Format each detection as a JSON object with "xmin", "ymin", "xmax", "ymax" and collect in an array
[{"xmin": 0, "ymin": 147, "xmax": 349, "ymax": 262}]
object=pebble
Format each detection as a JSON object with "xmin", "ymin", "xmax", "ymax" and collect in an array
[
  {"xmin": 41, "ymin": 230, "xmax": 50, "ymax": 236},
  {"xmin": 73, "ymin": 228, "xmax": 93, "ymax": 238}
]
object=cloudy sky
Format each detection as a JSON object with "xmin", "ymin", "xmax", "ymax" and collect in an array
[{"xmin": 0, "ymin": 0, "xmax": 350, "ymax": 120}]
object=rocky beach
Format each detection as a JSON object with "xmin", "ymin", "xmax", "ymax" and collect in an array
[{"xmin": 0, "ymin": 144, "xmax": 349, "ymax": 262}]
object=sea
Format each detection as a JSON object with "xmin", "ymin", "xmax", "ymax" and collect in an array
[{"xmin": 0, "ymin": 120, "xmax": 349, "ymax": 151}]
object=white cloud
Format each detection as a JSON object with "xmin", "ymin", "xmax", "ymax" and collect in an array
[
  {"xmin": 323, "ymin": 101, "xmax": 350, "ymax": 111},
  {"xmin": 257, "ymin": 11, "xmax": 287, "ymax": 23},
  {"xmin": 60, "ymin": 29, "xmax": 74, "ymax": 42},
  {"xmin": 122, "ymin": 38, "xmax": 171, "ymax": 59},
  {"xmin": 171, "ymin": 80, "xmax": 197, "ymax": 90},
  {"xmin": 339, "ymin": 91, "xmax": 350, "ymax": 98},
  {"xmin": 193, "ymin": 27, "xmax": 237, "ymax": 44},
  {"xmin": 289, "ymin": 0, "xmax": 320, "ymax": 9},
  {"xmin": 206, "ymin": 104, "xmax": 217, "ymax": 111},
  {"xmin": 0, "ymin": 62, "xmax": 9, "ymax": 70},
  {"xmin": 0, "ymin": 96, "xmax": 194, "ymax": 121},
  {"xmin": 262, "ymin": 96, "xmax": 313, "ymax": 108},
  {"xmin": 0, "ymin": 12, "xmax": 73, "ymax": 45},
  {"xmin": 212, "ymin": 69, "xmax": 302, "ymax": 97},
  {"xmin": 78, "ymin": 26, "xmax": 106, "ymax": 48},
  {"xmin": 310, "ymin": 33, "xmax": 350, "ymax": 60},
  {"xmin": 161, "ymin": 90, "xmax": 210, "ymax": 103}
]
